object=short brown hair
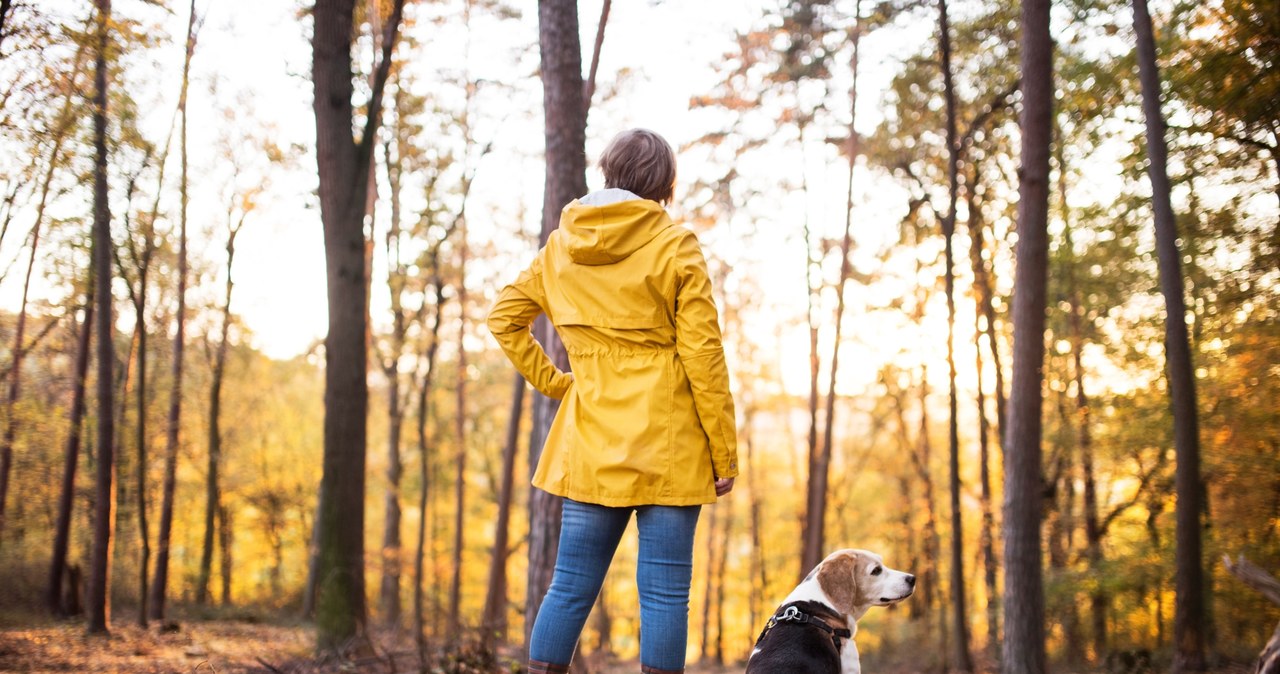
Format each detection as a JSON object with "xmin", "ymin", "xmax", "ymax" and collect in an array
[{"xmin": 599, "ymin": 128, "xmax": 676, "ymax": 204}]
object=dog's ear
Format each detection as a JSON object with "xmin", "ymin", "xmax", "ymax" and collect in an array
[{"xmin": 816, "ymin": 551, "xmax": 860, "ymax": 615}]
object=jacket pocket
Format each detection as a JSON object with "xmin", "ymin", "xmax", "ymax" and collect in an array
[{"xmin": 552, "ymin": 309, "xmax": 668, "ymax": 331}]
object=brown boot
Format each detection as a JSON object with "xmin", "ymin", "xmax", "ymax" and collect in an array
[
  {"xmin": 640, "ymin": 666, "xmax": 684, "ymax": 674},
  {"xmin": 528, "ymin": 660, "xmax": 571, "ymax": 674}
]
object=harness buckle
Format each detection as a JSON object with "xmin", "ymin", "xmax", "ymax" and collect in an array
[{"xmin": 778, "ymin": 606, "xmax": 803, "ymax": 622}]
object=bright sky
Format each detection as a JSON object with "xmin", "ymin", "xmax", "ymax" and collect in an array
[
  {"xmin": 0, "ymin": 0, "xmax": 984, "ymax": 401},
  {"xmin": 8, "ymin": 0, "xmax": 1202, "ymax": 405}
]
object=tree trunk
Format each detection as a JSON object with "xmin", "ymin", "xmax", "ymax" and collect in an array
[
  {"xmin": 483, "ymin": 374, "xmax": 525, "ymax": 645},
  {"xmin": 48, "ymin": 280, "xmax": 94, "ymax": 615},
  {"xmin": 1001, "ymin": 0, "xmax": 1053, "ymax": 669},
  {"xmin": 967, "ymin": 168, "xmax": 1000, "ymax": 656},
  {"xmin": 920, "ymin": 375, "xmax": 948, "ymax": 659},
  {"xmin": 378, "ymin": 127, "xmax": 406, "ymax": 628},
  {"xmin": 131, "ymin": 267, "xmax": 152, "ymax": 626},
  {"xmin": 86, "ymin": 0, "xmax": 115, "ymax": 634},
  {"xmin": 937, "ymin": 0, "xmax": 973, "ymax": 668},
  {"xmin": 799, "ymin": 114, "xmax": 823, "ymax": 579},
  {"xmin": 448, "ymin": 222, "xmax": 469, "ymax": 641},
  {"xmin": 744, "ymin": 403, "xmax": 767, "ymax": 637},
  {"xmin": 414, "ymin": 273, "xmax": 446, "ymax": 657},
  {"xmin": 311, "ymin": 0, "xmax": 404, "ymax": 650},
  {"xmin": 526, "ymin": 0, "xmax": 588, "ymax": 652},
  {"xmin": 1061, "ymin": 174, "xmax": 1105, "ymax": 663},
  {"xmin": 699, "ymin": 499, "xmax": 718, "ymax": 661},
  {"xmin": 379, "ymin": 348, "xmax": 405, "ymax": 627},
  {"xmin": 807, "ymin": 1, "xmax": 862, "ymax": 578},
  {"xmin": 149, "ymin": 0, "xmax": 197, "ymax": 622},
  {"xmin": 218, "ymin": 502, "xmax": 232, "ymax": 605},
  {"xmin": 1130, "ymin": 1, "xmax": 1207, "ymax": 669},
  {"xmin": 197, "ymin": 220, "xmax": 240, "ymax": 605}
]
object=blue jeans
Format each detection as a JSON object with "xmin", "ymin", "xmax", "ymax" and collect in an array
[{"xmin": 529, "ymin": 498, "xmax": 702, "ymax": 671}]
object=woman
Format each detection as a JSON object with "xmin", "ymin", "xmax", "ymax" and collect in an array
[{"xmin": 487, "ymin": 128, "xmax": 738, "ymax": 674}]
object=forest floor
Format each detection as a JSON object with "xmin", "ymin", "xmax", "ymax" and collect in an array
[
  {"xmin": 0, "ymin": 617, "xmax": 747, "ymax": 673},
  {"xmin": 0, "ymin": 616, "xmax": 1259, "ymax": 674}
]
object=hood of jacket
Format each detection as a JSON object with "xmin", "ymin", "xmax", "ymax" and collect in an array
[{"xmin": 560, "ymin": 188, "xmax": 672, "ymax": 265}]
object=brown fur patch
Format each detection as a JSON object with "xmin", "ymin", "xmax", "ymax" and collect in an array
[{"xmin": 816, "ymin": 551, "xmax": 862, "ymax": 614}]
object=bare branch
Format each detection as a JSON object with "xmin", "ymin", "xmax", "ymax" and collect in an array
[
  {"xmin": 1223, "ymin": 555, "xmax": 1280, "ymax": 607},
  {"xmin": 582, "ymin": 0, "xmax": 611, "ymax": 113}
]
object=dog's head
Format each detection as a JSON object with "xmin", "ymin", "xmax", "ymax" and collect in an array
[{"xmin": 814, "ymin": 548, "xmax": 916, "ymax": 616}]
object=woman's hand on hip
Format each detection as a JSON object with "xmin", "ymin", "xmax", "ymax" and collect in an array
[{"xmin": 715, "ymin": 477, "xmax": 735, "ymax": 497}]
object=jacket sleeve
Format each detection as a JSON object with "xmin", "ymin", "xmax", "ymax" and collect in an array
[
  {"xmin": 674, "ymin": 231, "xmax": 739, "ymax": 479},
  {"xmin": 486, "ymin": 251, "xmax": 573, "ymax": 400}
]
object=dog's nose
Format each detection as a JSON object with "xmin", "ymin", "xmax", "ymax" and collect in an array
[{"xmin": 906, "ymin": 574, "xmax": 916, "ymax": 587}]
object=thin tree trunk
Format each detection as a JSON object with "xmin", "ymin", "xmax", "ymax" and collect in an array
[
  {"xmin": 149, "ymin": 0, "xmax": 197, "ymax": 622},
  {"xmin": 1060, "ymin": 156, "xmax": 1103, "ymax": 663},
  {"xmin": 699, "ymin": 499, "xmax": 718, "ymax": 661},
  {"xmin": 713, "ymin": 494, "xmax": 731, "ymax": 666},
  {"xmin": 48, "ymin": 281, "xmax": 94, "ymax": 615},
  {"xmin": 448, "ymin": 221, "xmax": 468, "ymax": 641},
  {"xmin": 527, "ymin": 0, "xmax": 588, "ymax": 653},
  {"xmin": 808, "ymin": 1, "xmax": 862, "ymax": 577},
  {"xmin": 86, "ymin": 0, "xmax": 115, "ymax": 634},
  {"xmin": 311, "ymin": 0, "xmax": 404, "ymax": 650},
  {"xmin": 800, "ymin": 114, "xmax": 823, "ymax": 579},
  {"xmin": 1002, "ymin": 0, "xmax": 1053, "ymax": 669},
  {"xmin": 131, "ymin": 240, "xmax": 155, "ymax": 627},
  {"xmin": 414, "ymin": 273, "xmax": 446, "ymax": 658},
  {"xmin": 967, "ymin": 168, "xmax": 1000, "ymax": 655},
  {"xmin": 197, "ymin": 218, "xmax": 240, "ymax": 605},
  {"xmin": 973, "ymin": 284, "xmax": 998, "ymax": 657},
  {"xmin": 581, "ymin": 0, "xmax": 611, "ymax": 110},
  {"xmin": 218, "ymin": 502, "xmax": 232, "ymax": 605},
  {"xmin": 920, "ymin": 375, "xmax": 948, "ymax": 659},
  {"xmin": 937, "ymin": 0, "xmax": 972, "ymax": 668},
  {"xmin": 482, "ymin": 374, "xmax": 525, "ymax": 645},
  {"xmin": 378, "ymin": 124, "xmax": 406, "ymax": 628},
  {"xmin": 744, "ymin": 403, "xmax": 766, "ymax": 637},
  {"xmin": 1130, "ymin": 1, "xmax": 1207, "ymax": 669}
]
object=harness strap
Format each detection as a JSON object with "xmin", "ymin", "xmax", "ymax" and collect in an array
[{"xmin": 754, "ymin": 603, "xmax": 852, "ymax": 650}]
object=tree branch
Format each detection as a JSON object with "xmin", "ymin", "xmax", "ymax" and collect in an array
[
  {"xmin": 960, "ymin": 79, "xmax": 1020, "ymax": 153},
  {"xmin": 582, "ymin": 0, "xmax": 611, "ymax": 113},
  {"xmin": 1223, "ymin": 555, "xmax": 1280, "ymax": 607},
  {"xmin": 355, "ymin": 0, "xmax": 407, "ymax": 181}
]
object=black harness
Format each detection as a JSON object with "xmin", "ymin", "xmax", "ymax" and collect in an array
[{"xmin": 754, "ymin": 601, "xmax": 852, "ymax": 652}]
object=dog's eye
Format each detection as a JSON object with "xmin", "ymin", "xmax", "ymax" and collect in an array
[{"xmin": 871, "ymin": 566, "xmax": 882, "ymax": 576}]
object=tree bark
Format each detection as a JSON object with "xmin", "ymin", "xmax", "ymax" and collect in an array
[
  {"xmin": 86, "ymin": 0, "xmax": 115, "ymax": 634},
  {"xmin": 149, "ymin": 0, "xmax": 197, "ymax": 622},
  {"xmin": 526, "ymin": 0, "xmax": 588, "ymax": 653},
  {"xmin": 48, "ymin": 280, "xmax": 94, "ymax": 616},
  {"xmin": 1131, "ymin": 1, "xmax": 1208, "ymax": 669},
  {"xmin": 311, "ymin": 0, "xmax": 404, "ymax": 650},
  {"xmin": 1001, "ymin": 0, "xmax": 1053, "ymax": 669},
  {"xmin": 937, "ymin": 0, "xmax": 973, "ymax": 668}
]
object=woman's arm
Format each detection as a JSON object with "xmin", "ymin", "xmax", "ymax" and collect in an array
[
  {"xmin": 486, "ymin": 253, "xmax": 573, "ymax": 400},
  {"xmin": 673, "ymin": 231, "xmax": 739, "ymax": 480}
]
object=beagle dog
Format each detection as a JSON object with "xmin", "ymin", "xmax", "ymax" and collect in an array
[{"xmin": 746, "ymin": 549, "xmax": 916, "ymax": 674}]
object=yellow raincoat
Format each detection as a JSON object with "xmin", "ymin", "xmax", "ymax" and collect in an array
[{"xmin": 487, "ymin": 190, "xmax": 738, "ymax": 507}]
